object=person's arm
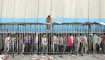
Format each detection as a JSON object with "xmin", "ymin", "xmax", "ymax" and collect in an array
[{"xmin": 49, "ymin": 18, "xmax": 52, "ymax": 23}]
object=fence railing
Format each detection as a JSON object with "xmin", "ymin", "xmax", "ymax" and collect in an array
[{"xmin": 0, "ymin": 22, "xmax": 105, "ymax": 58}]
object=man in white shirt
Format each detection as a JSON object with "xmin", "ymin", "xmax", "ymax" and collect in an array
[
  {"xmin": 77, "ymin": 34, "xmax": 81, "ymax": 53},
  {"xmin": 34, "ymin": 33, "xmax": 38, "ymax": 54},
  {"xmin": 82, "ymin": 34, "xmax": 88, "ymax": 53},
  {"xmin": 57, "ymin": 35, "xmax": 62, "ymax": 53},
  {"xmin": 70, "ymin": 34, "xmax": 74, "ymax": 53},
  {"xmin": 59, "ymin": 35, "xmax": 63, "ymax": 53},
  {"xmin": 53, "ymin": 34, "xmax": 58, "ymax": 53},
  {"xmin": 11, "ymin": 34, "xmax": 16, "ymax": 53},
  {"xmin": 5, "ymin": 34, "xmax": 11, "ymax": 54},
  {"xmin": 97, "ymin": 35, "xmax": 102, "ymax": 52},
  {"xmin": 93, "ymin": 33, "xmax": 99, "ymax": 54},
  {"xmin": 41, "ymin": 34, "xmax": 48, "ymax": 55}
]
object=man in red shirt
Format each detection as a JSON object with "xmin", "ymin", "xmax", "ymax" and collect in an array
[{"xmin": 101, "ymin": 33, "xmax": 105, "ymax": 53}]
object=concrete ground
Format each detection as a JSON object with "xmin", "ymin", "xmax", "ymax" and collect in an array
[{"xmin": 6, "ymin": 54, "xmax": 105, "ymax": 60}]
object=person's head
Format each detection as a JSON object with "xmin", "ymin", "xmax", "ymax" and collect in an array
[
  {"xmin": 36, "ymin": 33, "xmax": 38, "ymax": 36},
  {"xmin": 68, "ymin": 34, "xmax": 70, "ymax": 36},
  {"xmin": 58, "ymin": 34, "xmax": 60, "ymax": 37},
  {"xmin": 9, "ymin": 34, "xmax": 11, "ymax": 37},
  {"xmin": 29, "ymin": 33, "xmax": 31, "ymax": 36},
  {"xmin": 31, "ymin": 34, "xmax": 33, "ymax": 36},
  {"xmin": 22, "ymin": 33, "xmax": 23, "ymax": 36},
  {"xmin": 71, "ymin": 33, "xmax": 73, "ymax": 36},
  {"xmin": 93, "ymin": 33, "xmax": 97, "ymax": 35},
  {"xmin": 6, "ymin": 34, "xmax": 9, "ymax": 37},
  {"xmin": 80, "ymin": 34, "xmax": 82, "ymax": 36},
  {"xmin": 26, "ymin": 34, "xmax": 28, "ymax": 36},
  {"xmin": 48, "ymin": 15, "xmax": 50, "ymax": 17},
  {"xmin": 75, "ymin": 34, "xmax": 77, "ymax": 37},
  {"xmin": 19, "ymin": 34, "xmax": 21, "ymax": 36},
  {"xmin": 44, "ymin": 34, "xmax": 46, "ymax": 37}
]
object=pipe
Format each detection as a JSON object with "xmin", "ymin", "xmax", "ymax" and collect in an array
[
  {"xmin": 0, "ymin": 0, "xmax": 4, "ymax": 23},
  {"xmin": 37, "ymin": 0, "xmax": 40, "ymax": 22}
]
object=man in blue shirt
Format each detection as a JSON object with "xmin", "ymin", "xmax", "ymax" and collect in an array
[{"xmin": 24, "ymin": 34, "xmax": 29, "ymax": 53}]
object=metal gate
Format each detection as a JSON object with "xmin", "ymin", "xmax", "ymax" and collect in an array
[{"xmin": 0, "ymin": 22, "xmax": 105, "ymax": 58}]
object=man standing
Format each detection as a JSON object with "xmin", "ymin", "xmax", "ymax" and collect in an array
[
  {"xmin": 34, "ymin": 33, "xmax": 38, "ymax": 54},
  {"xmin": 87, "ymin": 34, "xmax": 93, "ymax": 52},
  {"xmin": 66, "ymin": 34, "xmax": 72, "ymax": 53},
  {"xmin": 70, "ymin": 34, "xmax": 74, "ymax": 53},
  {"xmin": 63, "ymin": 34, "xmax": 67, "ymax": 55},
  {"xmin": 22, "ymin": 34, "xmax": 25, "ymax": 53},
  {"xmin": 24, "ymin": 34, "xmax": 29, "ymax": 53},
  {"xmin": 93, "ymin": 33, "xmax": 99, "ymax": 54},
  {"xmin": 77, "ymin": 34, "xmax": 81, "ymax": 53},
  {"xmin": 28, "ymin": 34, "xmax": 32, "ymax": 52},
  {"xmin": 101, "ymin": 33, "xmax": 105, "ymax": 53},
  {"xmin": 0, "ymin": 34, "xmax": 3, "ymax": 53},
  {"xmin": 82, "ymin": 34, "xmax": 88, "ymax": 53},
  {"xmin": 73, "ymin": 35, "xmax": 78, "ymax": 55},
  {"xmin": 59, "ymin": 35, "xmax": 63, "ymax": 53},
  {"xmin": 5, "ymin": 34, "xmax": 11, "ymax": 54},
  {"xmin": 3, "ymin": 34, "xmax": 7, "ymax": 53},
  {"xmin": 79, "ymin": 34, "xmax": 84, "ymax": 55},
  {"xmin": 18, "ymin": 34, "xmax": 23, "ymax": 53},
  {"xmin": 41, "ymin": 34, "xmax": 48, "ymax": 55}
]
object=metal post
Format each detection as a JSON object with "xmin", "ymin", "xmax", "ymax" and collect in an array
[
  {"xmin": 17, "ymin": 24, "xmax": 19, "ymax": 54},
  {"xmin": 12, "ymin": 24, "xmax": 14, "ymax": 58},
  {"xmin": 88, "ymin": 0, "xmax": 89, "ymax": 22},
  {"xmin": 67, "ymin": 24, "xmax": 68, "ymax": 55},
  {"xmin": 0, "ymin": 0, "xmax": 4, "ymax": 23},
  {"xmin": 52, "ymin": 23, "xmax": 54, "ymax": 57},
  {"xmin": 100, "ymin": 0, "xmax": 101, "ymax": 22},
  {"xmin": 37, "ymin": 0, "xmax": 40, "ymax": 22},
  {"xmin": 25, "ymin": 24, "xmax": 27, "ymax": 54}
]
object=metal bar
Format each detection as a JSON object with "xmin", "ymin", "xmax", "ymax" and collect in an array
[
  {"xmin": 100, "ymin": 0, "xmax": 101, "ymax": 22},
  {"xmin": 37, "ymin": 0, "xmax": 40, "ymax": 22},
  {"xmin": 0, "ymin": 0, "xmax": 4, "ymax": 23},
  {"xmin": 0, "ymin": 22, "xmax": 101, "ymax": 25},
  {"xmin": 88, "ymin": 0, "xmax": 89, "ymax": 22}
]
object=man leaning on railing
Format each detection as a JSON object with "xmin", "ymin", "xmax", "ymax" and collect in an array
[{"xmin": 46, "ymin": 15, "xmax": 52, "ymax": 32}]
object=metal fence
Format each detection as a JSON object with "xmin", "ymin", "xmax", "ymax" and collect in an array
[{"xmin": 0, "ymin": 22, "xmax": 105, "ymax": 58}]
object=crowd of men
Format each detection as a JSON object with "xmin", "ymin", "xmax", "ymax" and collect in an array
[{"xmin": 0, "ymin": 33, "xmax": 105, "ymax": 55}]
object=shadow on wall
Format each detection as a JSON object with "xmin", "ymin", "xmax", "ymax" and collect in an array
[{"xmin": 0, "ymin": 18, "xmax": 105, "ymax": 23}]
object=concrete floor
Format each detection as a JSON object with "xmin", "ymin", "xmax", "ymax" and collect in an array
[{"xmin": 6, "ymin": 54, "xmax": 105, "ymax": 60}]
